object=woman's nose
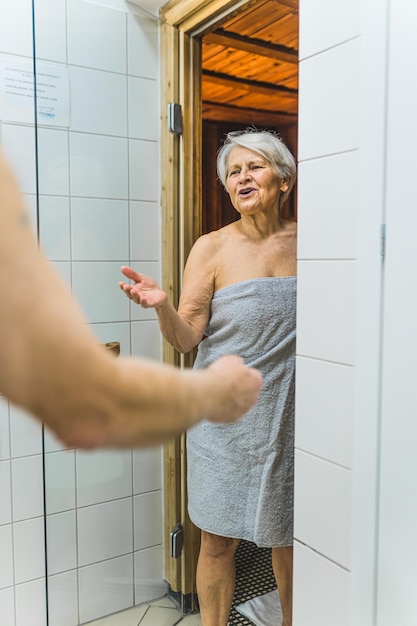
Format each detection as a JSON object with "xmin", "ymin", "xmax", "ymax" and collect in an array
[{"xmin": 238, "ymin": 167, "xmax": 251, "ymax": 181}]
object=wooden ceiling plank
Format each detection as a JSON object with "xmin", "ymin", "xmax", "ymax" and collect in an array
[
  {"xmin": 271, "ymin": 0, "xmax": 297, "ymax": 10},
  {"xmin": 201, "ymin": 101, "xmax": 297, "ymax": 125},
  {"xmin": 203, "ymin": 69, "xmax": 298, "ymax": 97},
  {"xmin": 204, "ymin": 28, "xmax": 297, "ymax": 64}
]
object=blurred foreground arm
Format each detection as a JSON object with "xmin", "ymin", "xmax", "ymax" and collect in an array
[{"xmin": 0, "ymin": 155, "xmax": 262, "ymax": 449}]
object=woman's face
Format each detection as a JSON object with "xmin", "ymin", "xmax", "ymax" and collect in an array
[{"xmin": 225, "ymin": 146, "xmax": 288, "ymax": 217}]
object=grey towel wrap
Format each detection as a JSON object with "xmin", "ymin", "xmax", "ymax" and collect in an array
[{"xmin": 187, "ymin": 277, "xmax": 296, "ymax": 547}]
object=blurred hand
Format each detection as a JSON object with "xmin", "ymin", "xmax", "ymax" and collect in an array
[{"xmin": 204, "ymin": 355, "xmax": 262, "ymax": 423}]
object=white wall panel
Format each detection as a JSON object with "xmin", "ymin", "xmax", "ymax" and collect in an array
[
  {"xmin": 293, "ymin": 541, "xmax": 350, "ymax": 626},
  {"xmin": 294, "ymin": 450, "xmax": 352, "ymax": 569},
  {"xmin": 299, "ymin": 0, "xmax": 360, "ymax": 60},
  {"xmin": 296, "ymin": 260, "xmax": 357, "ymax": 365},
  {"xmin": 377, "ymin": 1, "xmax": 417, "ymax": 624},
  {"xmin": 298, "ymin": 39, "xmax": 360, "ymax": 161},
  {"xmin": 297, "ymin": 151, "xmax": 358, "ymax": 260},
  {"xmin": 295, "ymin": 357, "xmax": 354, "ymax": 468}
]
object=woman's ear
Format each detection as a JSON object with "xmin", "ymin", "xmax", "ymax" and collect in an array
[{"xmin": 280, "ymin": 179, "xmax": 289, "ymax": 193}]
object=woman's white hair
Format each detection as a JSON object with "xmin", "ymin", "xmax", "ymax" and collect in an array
[{"xmin": 216, "ymin": 128, "xmax": 297, "ymax": 210}]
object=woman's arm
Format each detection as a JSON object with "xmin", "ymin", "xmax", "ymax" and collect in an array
[
  {"xmin": 0, "ymin": 154, "xmax": 262, "ymax": 448},
  {"xmin": 120, "ymin": 234, "xmax": 217, "ymax": 353}
]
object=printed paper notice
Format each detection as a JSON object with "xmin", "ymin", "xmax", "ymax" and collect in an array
[{"xmin": 0, "ymin": 58, "xmax": 70, "ymax": 127}]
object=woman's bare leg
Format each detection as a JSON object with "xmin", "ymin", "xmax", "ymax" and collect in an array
[
  {"xmin": 196, "ymin": 531, "xmax": 240, "ymax": 626},
  {"xmin": 271, "ymin": 545, "xmax": 293, "ymax": 626}
]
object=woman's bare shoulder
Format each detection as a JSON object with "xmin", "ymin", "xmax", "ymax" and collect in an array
[{"xmin": 190, "ymin": 226, "xmax": 233, "ymax": 257}]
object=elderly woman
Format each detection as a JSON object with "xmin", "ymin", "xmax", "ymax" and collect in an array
[{"xmin": 119, "ymin": 129, "xmax": 297, "ymax": 626}]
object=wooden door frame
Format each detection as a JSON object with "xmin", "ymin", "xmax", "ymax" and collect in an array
[{"xmin": 160, "ymin": 0, "xmax": 256, "ymax": 607}]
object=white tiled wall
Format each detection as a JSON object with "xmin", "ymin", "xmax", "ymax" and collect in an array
[
  {"xmin": 294, "ymin": 2, "xmax": 360, "ymax": 624},
  {"xmin": 0, "ymin": 0, "xmax": 164, "ymax": 624}
]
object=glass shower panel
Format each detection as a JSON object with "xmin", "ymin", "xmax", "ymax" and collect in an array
[{"xmin": 32, "ymin": 1, "xmax": 165, "ymax": 624}]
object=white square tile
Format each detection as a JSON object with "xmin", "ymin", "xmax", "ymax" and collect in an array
[
  {"xmin": 133, "ymin": 447, "xmax": 162, "ymax": 495},
  {"xmin": 34, "ymin": 0, "xmax": 67, "ymax": 63},
  {"xmin": 50, "ymin": 261, "xmax": 72, "ymax": 289},
  {"xmin": 138, "ymin": 604, "xmax": 183, "ymax": 626},
  {"xmin": 129, "ymin": 139, "xmax": 159, "ymax": 201},
  {"xmin": 134, "ymin": 545, "xmax": 166, "ymax": 605},
  {"xmin": 78, "ymin": 555, "xmax": 134, "ymax": 624},
  {"xmin": 296, "ymin": 260, "xmax": 357, "ymax": 366},
  {"xmin": 298, "ymin": 39, "xmax": 360, "ymax": 161},
  {"xmin": 133, "ymin": 491, "xmax": 162, "ymax": 551},
  {"xmin": 70, "ymin": 133, "xmax": 128, "ymax": 199},
  {"xmin": 128, "ymin": 77, "xmax": 159, "ymax": 141},
  {"xmin": 150, "ymin": 596, "xmax": 177, "ymax": 608},
  {"xmin": 76, "ymin": 449, "xmax": 132, "ymax": 507},
  {"xmin": 0, "ymin": 397, "xmax": 10, "ymax": 460},
  {"xmin": 22, "ymin": 194, "xmax": 38, "ymax": 234},
  {"xmin": 0, "ymin": 0, "xmax": 33, "ymax": 57},
  {"xmin": 297, "ymin": 151, "xmax": 358, "ymax": 260},
  {"xmin": 13, "ymin": 517, "xmax": 46, "ymax": 584},
  {"xmin": 294, "ymin": 451, "xmax": 352, "ymax": 569},
  {"xmin": 0, "ymin": 524, "xmax": 14, "ymax": 589},
  {"xmin": 70, "ymin": 66, "xmax": 127, "ymax": 137},
  {"xmin": 85, "ymin": 604, "xmax": 148, "ymax": 625},
  {"xmin": 0, "ymin": 587, "xmax": 15, "ymax": 626},
  {"xmin": 37, "ymin": 128, "xmax": 70, "ymax": 196},
  {"xmin": 0, "ymin": 461, "xmax": 12, "ymax": 525},
  {"xmin": 180, "ymin": 613, "xmax": 203, "ymax": 625},
  {"xmin": 130, "ymin": 201, "xmax": 161, "ymax": 261},
  {"xmin": 91, "ymin": 322, "xmax": 131, "ymax": 357},
  {"xmin": 131, "ymin": 321, "xmax": 162, "ymax": 361},
  {"xmin": 0, "ymin": 55, "xmax": 35, "ymax": 126},
  {"xmin": 38, "ymin": 195, "xmax": 71, "ymax": 260},
  {"xmin": 44, "ymin": 450, "xmax": 76, "ymax": 514},
  {"xmin": 46, "ymin": 511, "xmax": 77, "ymax": 575},
  {"xmin": 43, "ymin": 426, "xmax": 69, "ymax": 453},
  {"xmin": 299, "ymin": 0, "xmax": 360, "ymax": 60},
  {"xmin": 295, "ymin": 357, "xmax": 354, "ymax": 468},
  {"xmin": 77, "ymin": 498, "xmax": 133, "ymax": 567},
  {"xmin": 293, "ymin": 541, "xmax": 350, "ymax": 626},
  {"xmin": 67, "ymin": 0, "xmax": 127, "ymax": 74},
  {"xmin": 15, "ymin": 577, "xmax": 47, "ymax": 626},
  {"xmin": 1, "ymin": 124, "xmax": 37, "ymax": 194},
  {"xmin": 12, "ymin": 455, "xmax": 44, "ymax": 522},
  {"xmin": 48, "ymin": 570, "xmax": 79, "ymax": 626},
  {"xmin": 127, "ymin": 13, "xmax": 159, "ymax": 80},
  {"xmin": 71, "ymin": 198, "xmax": 129, "ymax": 261},
  {"xmin": 72, "ymin": 261, "xmax": 130, "ymax": 324},
  {"xmin": 128, "ymin": 262, "xmax": 160, "ymax": 322},
  {"xmin": 9, "ymin": 404, "xmax": 43, "ymax": 458}
]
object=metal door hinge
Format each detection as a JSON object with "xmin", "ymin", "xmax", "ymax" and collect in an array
[
  {"xmin": 170, "ymin": 523, "xmax": 184, "ymax": 558},
  {"xmin": 168, "ymin": 103, "xmax": 183, "ymax": 135},
  {"xmin": 381, "ymin": 223, "xmax": 386, "ymax": 259}
]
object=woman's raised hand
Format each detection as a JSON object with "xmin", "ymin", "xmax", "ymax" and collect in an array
[{"xmin": 119, "ymin": 266, "xmax": 167, "ymax": 309}]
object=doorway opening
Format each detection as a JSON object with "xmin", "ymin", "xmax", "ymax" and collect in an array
[{"xmin": 160, "ymin": 0, "xmax": 298, "ymax": 613}]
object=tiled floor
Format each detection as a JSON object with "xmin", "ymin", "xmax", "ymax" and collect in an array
[{"xmin": 86, "ymin": 596, "xmax": 202, "ymax": 626}]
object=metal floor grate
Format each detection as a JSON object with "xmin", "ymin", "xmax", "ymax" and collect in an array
[{"xmin": 229, "ymin": 540, "xmax": 277, "ymax": 625}]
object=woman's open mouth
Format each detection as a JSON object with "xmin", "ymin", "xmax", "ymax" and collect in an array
[{"xmin": 238, "ymin": 187, "xmax": 256, "ymax": 198}]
